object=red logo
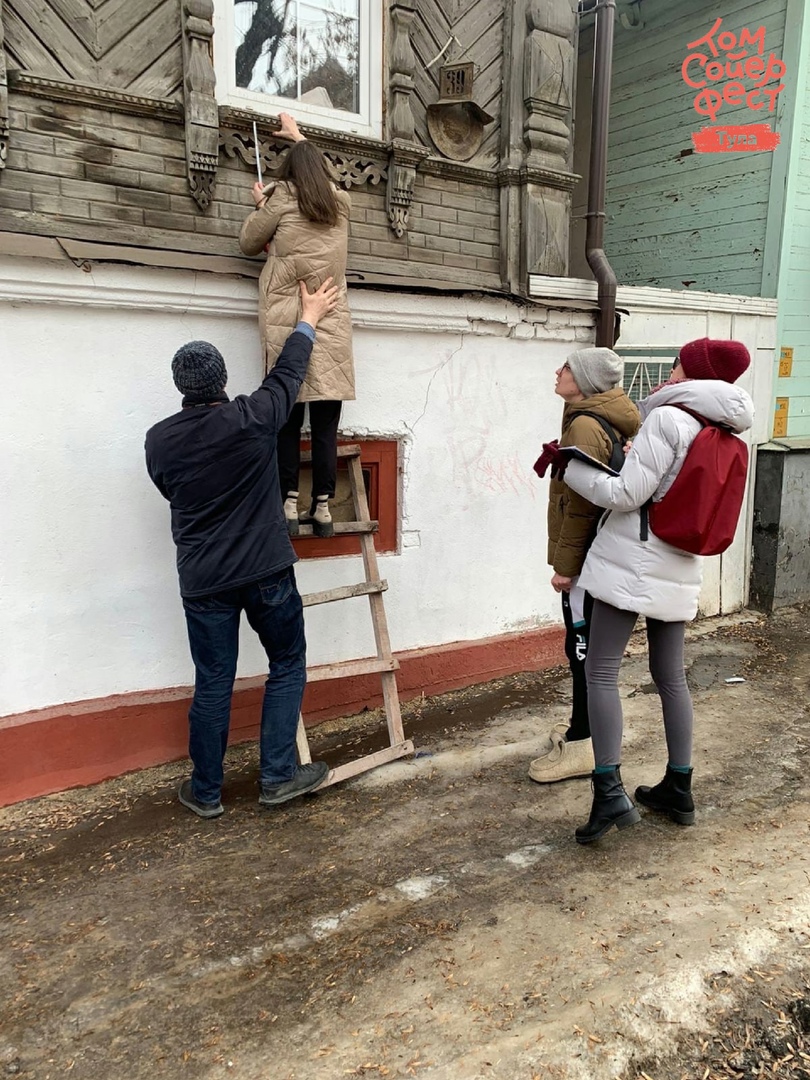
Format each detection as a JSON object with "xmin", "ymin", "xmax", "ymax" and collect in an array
[{"xmin": 683, "ymin": 18, "xmax": 785, "ymax": 152}]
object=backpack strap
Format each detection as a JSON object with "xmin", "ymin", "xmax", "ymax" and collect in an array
[
  {"xmin": 573, "ymin": 410, "xmax": 621, "ymax": 441},
  {"xmin": 667, "ymin": 402, "xmax": 738, "ymax": 434},
  {"xmin": 571, "ymin": 411, "xmax": 623, "ymax": 450},
  {"xmin": 665, "ymin": 403, "xmax": 708, "ymax": 426}
]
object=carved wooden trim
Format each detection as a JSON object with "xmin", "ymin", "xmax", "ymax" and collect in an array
[
  {"xmin": 420, "ymin": 158, "xmax": 499, "ymax": 186},
  {"xmin": 388, "ymin": 0, "xmax": 417, "ymax": 143},
  {"xmin": 496, "ymin": 165, "xmax": 579, "ymax": 193},
  {"xmin": 7, "ymin": 72, "xmax": 183, "ymax": 121},
  {"xmin": 0, "ymin": 0, "xmax": 8, "ymax": 171},
  {"xmin": 387, "ymin": 139, "xmax": 429, "ymax": 238},
  {"xmin": 523, "ymin": 0, "xmax": 576, "ymax": 172},
  {"xmin": 181, "ymin": 0, "xmax": 219, "ymax": 210},
  {"xmin": 219, "ymin": 107, "xmax": 388, "ymax": 158},
  {"xmin": 219, "ymin": 128, "xmax": 388, "ymax": 189},
  {"xmin": 220, "ymin": 120, "xmax": 557, "ymax": 196},
  {"xmin": 386, "ymin": 0, "xmax": 425, "ymax": 237}
]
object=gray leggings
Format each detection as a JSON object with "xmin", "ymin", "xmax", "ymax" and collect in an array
[{"xmin": 584, "ymin": 599, "xmax": 694, "ymax": 768}]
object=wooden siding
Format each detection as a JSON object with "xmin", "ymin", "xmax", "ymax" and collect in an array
[
  {"xmin": 576, "ymin": 0, "xmax": 789, "ymax": 297},
  {"xmin": 0, "ymin": 0, "xmax": 519, "ymax": 289},
  {"xmin": 775, "ymin": 0, "xmax": 810, "ymax": 436},
  {"xmin": 410, "ymin": 0, "xmax": 503, "ymax": 169},
  {"xmin": 0, "ymin": 89, "xmax": 503, "ymax": 290},
  {"xmin": 4, "ymin": 0, "xmax": 183, "ymax": 98}
]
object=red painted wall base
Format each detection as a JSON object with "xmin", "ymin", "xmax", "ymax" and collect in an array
[{"xmin": 0, "ymin": 626, "xmax": 564, "ymax": 808}]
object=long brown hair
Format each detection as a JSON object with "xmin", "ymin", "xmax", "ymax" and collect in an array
[{"xmin": 281, "ymin": 141, "xmax": 339, "ymax": 227}]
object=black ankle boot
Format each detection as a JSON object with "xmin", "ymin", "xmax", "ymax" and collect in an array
[
  {"xmin": 635, "ymin": 766, "xmax": 695, "ymax": 825},
  {"xmin": 575, "ymin": 766, "xmax": 641, "ymax": 845}
]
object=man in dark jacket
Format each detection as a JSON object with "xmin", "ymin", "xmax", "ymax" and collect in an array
[{"xmin": 145, "ymin": 279, "xmax": 338, "ymax": 819}]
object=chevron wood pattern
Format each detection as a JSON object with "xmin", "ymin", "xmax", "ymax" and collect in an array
[
  {"xmin": 411, "ymin": 0, "xmax": 503, "ymax": 168},
  {"xmin": 4, "ymin": 0, "xmax": 183, "ymax": 98}
]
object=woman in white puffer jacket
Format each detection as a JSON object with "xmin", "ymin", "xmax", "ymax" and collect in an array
[{"xmin": 560, "ymin": 338, "xmax": 754, "ymax": 844}]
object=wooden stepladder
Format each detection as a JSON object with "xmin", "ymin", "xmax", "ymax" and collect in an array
[{"xmin": 294, "ymin": 445, "xmax": 414, "ymax": 788}]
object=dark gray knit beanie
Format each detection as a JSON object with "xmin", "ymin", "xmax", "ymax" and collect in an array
[{"xmin": 171, "ymin": 341, "xmax": 227, "ymax": 397}]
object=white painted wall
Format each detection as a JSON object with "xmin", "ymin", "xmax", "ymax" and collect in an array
[
  {"xmin": 0, "ymin": 257, "xmax": 585, "ymax": 717},
  {"xmin": 0, "ymin": 259, "xmax": 776, "ymax": 717}
]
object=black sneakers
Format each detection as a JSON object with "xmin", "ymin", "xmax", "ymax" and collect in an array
[
  {"xmin": 259, "ymin": 761, "xmax": 329, "ymax": 807},
  {"xmin": 178, "ymin": 779, "xmax": 224, "ymax": 819},
  {"xmin": 178, "ymin": 764, "xmax": 329, "ymax": 817}
]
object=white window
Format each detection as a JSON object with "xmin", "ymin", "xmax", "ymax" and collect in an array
[{"xmin": 213, "ymin": 0, "xmax": 383, "ymax": 138}]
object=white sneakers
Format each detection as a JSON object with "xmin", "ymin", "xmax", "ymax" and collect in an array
[
  {"xmin": 310, "ymin": 495, "xmax": 334, "ymax": 538},
  {"xmin": 528, "ymin": 729, "xmax": 594, "ymax": 783},
  {"xmin": 283, "ymin": 492, "xmax": 334, "ymax": 538},
  {"xmin": 283, "ymin": 491, "xmax": 300, "ymax": 536}
]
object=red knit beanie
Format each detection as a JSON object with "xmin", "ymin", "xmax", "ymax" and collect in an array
[{"xmin": 678, "ymin": 338, "xmax": 750, "ymax": 383}]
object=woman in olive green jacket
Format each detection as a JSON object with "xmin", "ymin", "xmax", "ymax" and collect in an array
[{"xmin": 530, "ymin": 348, "xmax": 639, "ymax": 784}]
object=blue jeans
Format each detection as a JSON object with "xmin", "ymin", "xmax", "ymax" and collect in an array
[{"xmin": 182, "ymin": 566, "xmax": 306, "ymax": 803}]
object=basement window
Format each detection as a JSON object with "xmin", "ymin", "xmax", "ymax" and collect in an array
[{"xmin": 291, "ymin": 438, "xmax": 399, "ymax": 558}]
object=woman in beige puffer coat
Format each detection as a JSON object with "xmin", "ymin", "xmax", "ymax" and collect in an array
[{"xmin": 239, "ymin": 113, "xmax": 354, "ymax": 537}]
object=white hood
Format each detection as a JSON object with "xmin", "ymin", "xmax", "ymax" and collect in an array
[{"xmin": 639, "ymin": 379, "xmax": 754, "ymax": 434}]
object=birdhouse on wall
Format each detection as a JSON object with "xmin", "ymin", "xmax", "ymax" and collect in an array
[{"xmin": 427, "ymin": 62, "xmax": 494, "ymax": 162}]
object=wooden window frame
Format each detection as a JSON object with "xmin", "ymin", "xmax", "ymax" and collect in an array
[
  {"xmin": 212, "ymin": 0, "xmax": 383, "ymax": 139},
  {"xmin": 292, "ymin": 438, "xmax": 399, "ymax": 559}
]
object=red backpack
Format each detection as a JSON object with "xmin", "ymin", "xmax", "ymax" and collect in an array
[{"xmin": 641, "ymin": 405, "xmax": 749, "ymax": 556}]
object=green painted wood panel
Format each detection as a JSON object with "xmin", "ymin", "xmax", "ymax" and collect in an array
[
  {"xmin": 774, "ymin": 0, "xmax": 810, "ymax": 437},
  {"xmin": 582, "ymin": 0, "xmax": 789, "ymax": 297}
]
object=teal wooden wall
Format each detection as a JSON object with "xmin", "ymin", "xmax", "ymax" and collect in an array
[
  {"xmin": 575, "ymin": 0, "xmax": 789, "ymax": 297},
  {"xmin": 773, "ymin": 0, "xmax": 810, "ymax": 437}
]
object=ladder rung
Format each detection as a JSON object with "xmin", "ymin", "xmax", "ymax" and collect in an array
[
  {"xmin": 300, "ymin": 443, "xmax": 362, "ymax": 463},
  {"xmin": 317, "ymin": 741, "xmax": 415, "ymax": 788},
  {"xmin": 295, "ymin": 520, "xmax": 378, "ymax": 537},
  {"xmin": 307, "ymin": 656, "xmax": 399, "ymax": 682},
  {"xmin": 302, "ymin": 580, "xmax": 388, "ymax": 607}
]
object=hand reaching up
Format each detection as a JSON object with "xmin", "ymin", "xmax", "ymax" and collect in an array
[
  {"xmin": 277, "ymin": 112, "xmax": 306, "ymax": 142},
  {"xmin": 299, "ymin": 278, "xmax": 338, "ymax": 330}
]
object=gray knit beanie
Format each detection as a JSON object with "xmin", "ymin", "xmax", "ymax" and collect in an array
[
  {"xmin": 566, "ymin": 347, "xmax": 623, "ymax": 397},
  {"xmin": 171, "ymin": 341, "xmax": 227, "ymax": 397}
]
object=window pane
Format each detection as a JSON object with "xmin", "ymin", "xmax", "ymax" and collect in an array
[{"xmin": 234, "ymin": 0, "xmax": 360, "ymax": 115}]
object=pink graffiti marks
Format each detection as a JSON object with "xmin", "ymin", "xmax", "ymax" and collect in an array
[{"xmin": 683, "ymin": 18, "xmax": 785, "ymax": 152}]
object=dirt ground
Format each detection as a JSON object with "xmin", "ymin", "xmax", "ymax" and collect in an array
[{"xmin": 2, "ymin": 606, "xmax": 810, "ymax": 1080}]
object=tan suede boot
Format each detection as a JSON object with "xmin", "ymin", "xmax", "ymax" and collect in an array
[{"xmin": 528, "ymin": 730, "xmax": 594, "ymax": 783}]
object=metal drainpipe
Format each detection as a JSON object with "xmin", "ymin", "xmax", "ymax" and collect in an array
[{"xmin": 581, "ymin": 0, "xmax": 618, "ymax": 347}]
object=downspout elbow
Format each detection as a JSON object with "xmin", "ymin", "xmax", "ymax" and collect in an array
[
  {"xmin": 586, "ymin": 244, "xmax": 617, "ymax": 290},
  {"xmin": 587, "ymin": 243, "xmax": 617, "ymax": 348}
]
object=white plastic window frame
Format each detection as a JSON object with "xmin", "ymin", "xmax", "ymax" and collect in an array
[{"xmin": 212, "ymin": 0, "xmax": 383, "ymax": 138}]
